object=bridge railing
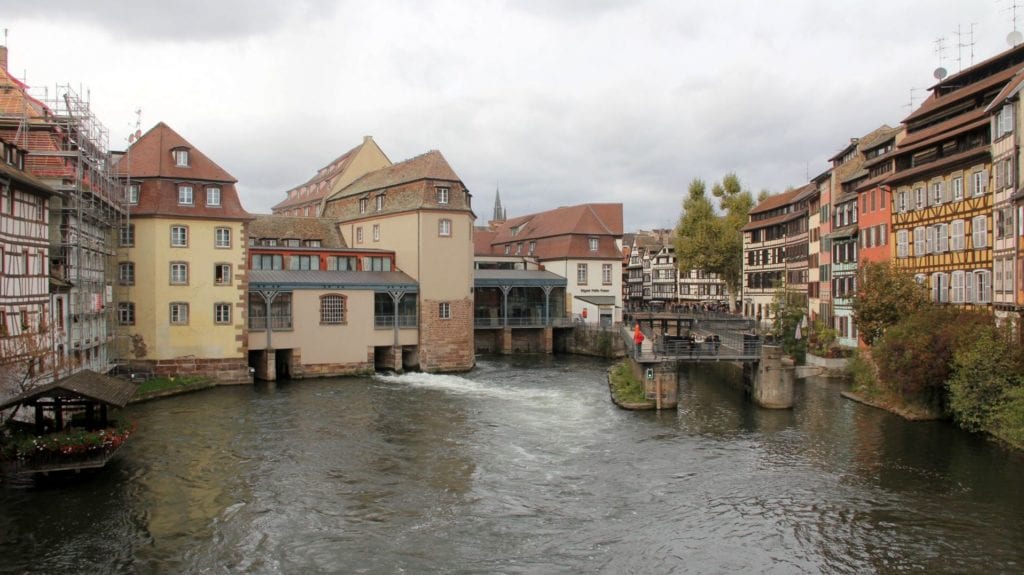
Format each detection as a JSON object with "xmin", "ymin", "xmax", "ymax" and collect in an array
[{"xmin": 621, "ymin": 323, "xmax": 762, "ymax": 361}]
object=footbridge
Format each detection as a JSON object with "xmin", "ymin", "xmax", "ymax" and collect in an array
[{"xmin": 618, "ymin": 312, "xmax": 791, "ymax": 411}]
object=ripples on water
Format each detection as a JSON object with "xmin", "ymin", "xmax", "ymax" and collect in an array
[{"xmin": 1, "ymin": 355, "xmax": 1022, "ymax": 573}]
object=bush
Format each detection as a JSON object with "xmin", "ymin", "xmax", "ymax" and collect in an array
[
  {"xmin": 873, "ymin": 307, "xmax": 991, "ymax": 413},
  {"xmin": 609, "ymin": 362, "xmax": 649, "ymax": 404},
  {"xmin": 992, "ymin": 386, "xmax": 1024, "ymax": 447},
  {"xmin": 948, "ymin": 322, "xmax": 1024, "ymax": 434}
]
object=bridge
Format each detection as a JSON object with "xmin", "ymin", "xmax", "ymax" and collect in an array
[{"xmin": 622, "ymin": 311, "xmax": 763, "ymax": 363}]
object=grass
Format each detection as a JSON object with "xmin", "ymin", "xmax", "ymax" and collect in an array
[
  {"xmin": 609, "ymin": 361, "xmax": 650, "ymax": 405},
  {"xmin": 135, "ymin": 375, "xmax": 211, "ymax": 396}
]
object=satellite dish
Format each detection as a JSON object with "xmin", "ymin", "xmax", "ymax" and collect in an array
[
  {"xmin": 934, "ymin": 67, "xmax": 948, "ymax": 80},
  {"xmin": 128, "ymin": 133, "xmax": 135, "ymax": 143},
  {"xmin": 1009, "ymin": 31, "xmax": 1023, "ymax": 46}
]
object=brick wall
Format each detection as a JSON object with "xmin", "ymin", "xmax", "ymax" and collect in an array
[
  {"xmin": 419, "ymin": 296, "xmax": 474, "ymax": 372},
  {"xmin": 126, "ymin": 357, "xmax": 252, "ymax": 385}
]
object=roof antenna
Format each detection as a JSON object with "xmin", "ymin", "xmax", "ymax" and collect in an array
[
  {"xmin": 1005, "ymin": 0, "xmax": 1023, "ymax": 45},
  {"xmin": 953, "ymin": 23, "xmax": 977, "ymax": 71},
  {"xmin": 933, "ymin": 36, "xmax": 948, "ymax": 81}
]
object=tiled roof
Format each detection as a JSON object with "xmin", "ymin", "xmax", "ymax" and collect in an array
[
  {"xmin": 899, "ymin": 108, "xmax": 988, "ymax": 149},
  {"xmin": 748, "ymin": 186, "xmax": 803, "ymax": 216},
  {"xmin": 248, "ymin": 215, "xmax": 346, "ymax": 248},
  {"xmin": 127, "ymin": 176, "xmax": 252, "ymax": 221},
  {"xmin": 0, "ymin": 139, "xmax": 55, "ymax": 196},
  {"xmin": 273, "ymin": 138, "xmax": 383, "ymax": 211},
  {"xmin": 473, "ymin": 227, "xmax": 497, "ymax": 255},
  {"xmin": 905, "ymin": 61, "xmax": 1023, "ymax": 124},
  {"xmin": 0, "ymin": 128, "xmax": 74, "ymax": 180},
  {"xmin": 985, "ymin": 65, "xmax": 1024, "ymax": 112},
  {"xmin": 741, "ymin": 208, "xmax": 806, "ymax": 232},
  {"xmin": 327, "ymin": 150, "xmax": 460, "ymax": 201},
  {"xmin": 884, "ymin": 146, "xmax": 989, "ymax": 186},
  {"xmin": 478, "ymin": 203, "xmax": 624, "ymax": 260},
  {"xmin": 114, "ymin": 122, "xmax": 235, "ymax": 182}
]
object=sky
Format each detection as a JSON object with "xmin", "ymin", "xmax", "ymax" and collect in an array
[{"xmin": 2, "ymin": 1, "xmax": 1021, "ymax": 230}]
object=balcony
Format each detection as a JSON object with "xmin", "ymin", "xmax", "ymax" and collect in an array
[
  {"xmin": 374, "ymin": 315, "xmax": 417, "ymax": 329},
  {"xmin": 249, "ymin": 315, "xmax": 293, "ymax": 330}
]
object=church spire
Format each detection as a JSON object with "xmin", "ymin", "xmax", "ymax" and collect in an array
[{"xmin": 492, "ymin": 185, "xmax": 506, "ymax": 222}]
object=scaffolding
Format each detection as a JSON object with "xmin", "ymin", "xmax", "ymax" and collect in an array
[{"xmin": 0, "ymin": 81, "xmax": 126, "ymax": 375}]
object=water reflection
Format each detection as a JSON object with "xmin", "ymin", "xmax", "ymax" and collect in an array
[{"xmin": 0, "ymin": 356, "xmax": 1022, "ymax": 573}]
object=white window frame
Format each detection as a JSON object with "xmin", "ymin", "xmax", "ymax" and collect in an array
[
  {"xmin": 372, "ymin": 224, "xmax": 380, "ymax": 242},
  {"xmin": 170, "ymin": 302, "xmax": 189, "ymax": 325},
  {"xmin": 214, "ymin": 302, "xmax": 232, "ymax": 324},
  {"xmin": 935, "ymin": 223, "xmax": 949, "ymax": 253},
  {"xmin": 589, "ymin": 237, "xmax": 599, "ymax": 252},
  {"xmin": 602, "ymin": 263, "xmax": 612, "ymax": 285},
  {"xmin": 215, "ymin": 227, "xmax": 231, "ymax": 248},
  {"xmin": 896, "ymin": 229, "xmax": 909, "ymax": 258},
  {"xmin": 951, "ymin": 219, "xmax": 965, "ymax": 251},
  {"xmin": 436, "ymin": 187, "xmax": 450, "ymax": 205},
  {"xmin": 438, "ymin": 218, "xmax": 452, "ymax": 237},
  {"xmin": 952, "ymin": 176, "xmax": 963, "ymax": 201},
  {"xmin": 972, "ymin": 215, "xmax": 988, "ymax": 249},
  {"xmin": 173, "ymin": 149, "xmax": 189, "ymax": 167},
  {"xmin": 913, "ymin": 226, "xmax": 926, "ymax": 256},
  {"xmin": 931, "ymin": 181, "xmax": 943, "ymax": 205},
  {"xmin": 214, "ymin": 263, "xmax": 232, "ymax": 285},
  {"xmin": 170, "ymin": 262, "xmax": 189, "ymax": 285},
  {"xmin": 439, "ymin": 302, "xmax": 451, "ymax": 320},
  {"xmin": 577, "ymin": 263, "xmax": 588, "ymax": 285},
  {"xmin": 206, "ymin": 186, "xmax": 221, "ymax": 206},
  {"xmin": 951, "ymin": 270, "xmax": 965, "ymax": 303},
  {"xmin": 171, "ymin": 225, "xmax": 188, "ymax": 247},
  {"xmin": 126, "ymin": 184, "xmax": 139, "ymax": 205},
  {"xmin": 178, "ymin": 185, "xmax": 194, "ymax": 205}
]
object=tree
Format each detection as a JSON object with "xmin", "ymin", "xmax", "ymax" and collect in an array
[
  {"xmin": 851, "ymin": 261, "xmax": 930, "ymax": 346},
  {"xmin": 675, "ymin": 173, "xmax": 754, "ymax": 310},
  {"xmin": 0, "ymin": 319, "xmax": 61, "ymax": 407},
  {"xmin": 948, "ymin": 322, "xmax": 1024, "ymax": 433}
]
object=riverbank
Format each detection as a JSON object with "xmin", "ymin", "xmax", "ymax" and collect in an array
[
  {"xmin": 607, "ymin": 362, "xmax": 655, "ymax": 410},
  {"xmin": 839, "ymin": 389, "xmax": 942, "ymax": 421},
  {"xmin": 130, "ymin": 376, "xmax": 218, "ymax": 403}
]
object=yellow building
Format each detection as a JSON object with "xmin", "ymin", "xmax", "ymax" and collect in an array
[{"xmin": 114, "ymin": 123, "xmax": 254, "ymax": 383}]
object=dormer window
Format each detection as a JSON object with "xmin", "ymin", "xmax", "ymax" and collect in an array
[
  {"xmin": 178, "ymin": 185, "xmax": 193, "ymax": 205},
  {"xmin": 172, "ymin": 148, "xmax": 190, "ymax": 167},
  {"xmin": 436, "ymin": 187, "xmax": 449, "ymax": 204},
  {"xmin": 375, "ymin": 193, "xmax": 385, "ymax": 211},
  {"xmin": 206, "ymin": 186, "xmax": 221, "ymax": 206},
  {"xmin": 126, "ymin": 184, "xmax": 139, "ymax": 205},
  {"xmin": 589, "ymin": 237, "xmax": 599, "ymax": 251}
]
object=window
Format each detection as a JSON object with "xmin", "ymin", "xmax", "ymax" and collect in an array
[
  {"xmin": 170, "ymin": 262, "xmax": 189, "ymax": 285},
  {"xmin": 170, "ymin": 302, "xmax": 189, "ymax": 325},
  {"xmin": 171, "ymin": 225, "xmax": 188, "ymax": 247},
  {"xmin": 118, "ymin": 262, "xmax": 135, "ymax": 286},
  {"xmin": 251, "ymin": 254, "xmax": 283, "ymax": 270},
  {"xmin": 438, "ymin": 218, "xmax": 452, "ymax": 237},
  {"xmin": 972, "ymin": 215, "xmax": 988, "ymax": 249},
  {"xmin": 120, "ymin": 224, "xmax": 135, "ymax": 247},
  {"xmin": 359, "ymin": 198, "xmax": 368, "ymax": 214},
  {"xmin": 952, "ymin": 176, "xmax": 963, "ymax": 200},
  {"xmin": 126, "ymin": 184, "xmax": 139, "ymax": 205},
  {"xmin": 305, "ymin": 239, "xmax": 321, "ymax": 247},
  {"xmin": 289, "ymin": 255, "xmax": 320, "ymax": 270},
  {"xmin": 951, "ymin": 219, "xmax": 965, "ymax": 251},
  {"xmin": 206, "ymin": 187, "xmax": 221, "ymax": 206},
  {"xmin": 896, "ymin": 229, "xmax": 909, "ymax": 258},
  {"xmin": 931, "ymin": 181, "xmax": 943, "ymax": 205},
  {"xmin": 971, "ymin": 170, "xmax": 986, "ymax": 197},
  {"xmin": 118, "ymin": 302, "xmax": 135, "ymax": 326},
  {"xmin": 326, "ymin": 256, "xmax": 357, "ymax": 271},
  {"xmin": 356, "ymin": 227, "xmax": 363, "ymax": 244},
  {"xmin": 932, "ymin": 272, "xmax": 949, "ymax": 303},
  {"xmin": 173, "ymin": 149, "xmax": 190, "ymax": 167},
  {"xmin": 974, "ymin": 270, "xmax": 992, "ymax": 304},
  {"xmin": 528, "ymin": 241, "xmax": 536, "ymax": 255},
  {"xmin": 997, "ymin": 103, "xmax": 1015, "ymax": 137},
  {"xmin": 914, "ymin": 187, "xmax": 924, "ymax": 209},
  {"xmin": 215, "ymin": 227, "xmax": 231, "ymax": 248},
  {"xmin": 439, "ymin": 302, "xmax": 451, "ymax": 320},
  {"xmin": 436, "ymin": 187, "xmax": 449, "ymax": 204},
  {"xmin": 320, "ymin": 294, "xmax": 346, "ymax": 324},
  {"xmin": 913, "ymin": 227, "xmax": 926, "ymax": 256},
  {"xmin": 178, "ymin": 185, "xmax": 194, "ymax": 205},
  {"xmin": 589, "ymin": 237, "xmax": 599, "ymax": 252},
  {"xmin": 375, "ymin": 194, "xmax": 384, "ymax": 211},
  {"xmin": 602, "ymin": 263, "xmax": 612, "ymax": 285},
  {"xmin": 925, "ymin": 226, "xmax": 936, "ymax": 254},
  {"xmin": 935, "ymin": 223, "xmax": 949, "ymax": 253},
  {"xmin": 577, "ymin": 263, "xmax": 588, "ymax": 284},
  {"xmin": 951, "ymin": 270, "xmax": 966, "ymax": 303},
  {"xmin": 372, "ymin": 224, "xmax": 380, "ymax": 242},
  {"xmin": 215, "ymin": 263, "xmax": 232, "ymax": 285},
  {"xmin": 361, "ymin": 256, "xmax": 391, "ymax": 271},
  {"xmin": 897, "ymin": 190, "xmax": 907, "ymax": 213},
  {"xmin": 214, "ymin": 302, "xmax": 232, "ymax": 324}
]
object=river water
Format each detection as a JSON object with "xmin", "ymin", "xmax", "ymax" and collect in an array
[{"xmin": 1, "ymin": 355, "xmax": 1022, "ymax": 573}]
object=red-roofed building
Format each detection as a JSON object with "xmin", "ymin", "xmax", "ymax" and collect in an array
[
  {"xmin": 476, "ymin": 203, "xmax": 624, "ymax": 326},
  {"xmin": 113, "ymin": 123, "xmax": 254, "ymax": 383}
]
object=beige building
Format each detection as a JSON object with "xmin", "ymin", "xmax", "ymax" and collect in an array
[
  {"xmin": 320, "ymin": 150, "xmax": 476, "ymax": 372},
  {"xmin": 114, "ymin": 123, "xmax": 253, "ymax": 383}
]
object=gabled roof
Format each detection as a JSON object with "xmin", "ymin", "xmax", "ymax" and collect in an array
[
  {"xmin": 115, "ymin": 122, "xmax": 235, "ymax": 182},
  {"xmin": 748, "ymin": 186, "xmax": 803, "ymax": 216},
  {"xmin": 491, "ymin": 203, "xmax": 623, "ymax": 244},
  {"xmin": 327, "ymin": 150, "xmax": 460, "ymax": 201},
  {"xmin": 985, "ymin": 65, "xmax": 1024, "ymax": 112},
  {"xmin": 248, "ymin": 215, "xmax": 346, "ymax": 248},
  {"xmin": 272, "ymin": 136, "xmax": 391, "ymax": 211},
  {"xmin": 905, "ymin": 53, "xmax": 1024, "ymax": 124},
  {"xmin": 0, "ymin": 370, "xmax": 136, "ymax": 411}
]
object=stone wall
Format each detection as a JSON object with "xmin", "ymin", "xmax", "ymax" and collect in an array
[
  {"xmin": 125, "ymin": 357, "xmax": 252, "ymax": 385},
  {"xmin": 560, "ymin": 326, "xmax": 627, "ymax": 358},
  {"xmin": 419, "ymin": 296, "xmax": 474, "ymax": 372}
]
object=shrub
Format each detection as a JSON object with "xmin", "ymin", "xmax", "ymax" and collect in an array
[{"xmin": 948, "ymin": 322, "xmax": 1024, "ymax": 434}]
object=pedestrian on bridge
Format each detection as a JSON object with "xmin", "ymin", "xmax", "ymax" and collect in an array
[{"xmin": 633, "ymin": 323, "xmax": 644, "ymax": 357}]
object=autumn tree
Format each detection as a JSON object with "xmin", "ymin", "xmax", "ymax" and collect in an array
[
  {"xmin": 851, "ymin": 261, "xmax": 930, "ymax": 346},
  {"xmin": 674, "ymin": 173, "xmax": 754, "ymax": 310},
  {"xmin": 0, "ymin": 317, "xmax": 61, "ymax": 408}
]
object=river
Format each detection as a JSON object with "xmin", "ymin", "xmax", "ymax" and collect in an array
[{"xmin": 1, "ymin": 355, "xmax": 1022, "ymax": 573}]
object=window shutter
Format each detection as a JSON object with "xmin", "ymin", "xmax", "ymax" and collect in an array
[
  {"xmin": 966, "ymin": 272, "xmax": 975, "ymax": 303},
  {"xmin": 944, "ymin": 180, "xmax": 954, "ymax": 203},
  {"xmin": 981, "ymin": 169, "xmax": 989, "ymax": 194}
]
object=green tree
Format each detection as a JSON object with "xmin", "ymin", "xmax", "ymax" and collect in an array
[
  {"xmin": 675, "ymin": 173, "xmax": 754, "ymax": 310},
  {"xmin": 851, "ymin": 261, "xmax": 930, "ymax": 346},
  {"xmin": 767, "ymin": 284, "xmax": 807, "ymax": 361},
  {"xmin": 948, "ymin": 322, "xmax": 1024, "ymax": 433}
]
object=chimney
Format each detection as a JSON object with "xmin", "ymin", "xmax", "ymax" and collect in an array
[{"xmin": 0, "ymin": 46, "xmax": 7, "ymax": 71}]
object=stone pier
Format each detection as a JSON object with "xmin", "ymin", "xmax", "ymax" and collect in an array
[
  {"xmin": 749, "ymin": 345, "xmax": 794, "ymax": 409},
  {"xmin": 632, "ymin": 358, "xmax": 678, "ymax": 410}
]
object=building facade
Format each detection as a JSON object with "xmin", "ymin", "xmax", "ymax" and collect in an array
[{"xmin": 114, "ymin": 123, "xmax": 253, "ymax": 383}]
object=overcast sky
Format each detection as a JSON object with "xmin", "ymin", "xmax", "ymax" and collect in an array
[{"xmin": 2, "ymin": 1, "xmax": 1020, "ymax": 230}]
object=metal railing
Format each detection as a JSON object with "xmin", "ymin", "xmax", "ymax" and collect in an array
[
  {"xmin": 248, "ymin": 315, "xmax": 293, "ymax": 330},
  {"xmin": 474, "ymin": 316, "xmax": 577, "ymax": 328},
  {"xmin": 374, "ymin": 315, "xmax": 418, "ymax": 329}
]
